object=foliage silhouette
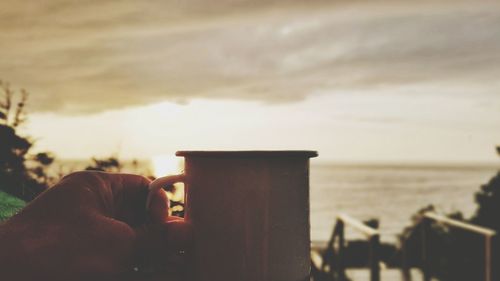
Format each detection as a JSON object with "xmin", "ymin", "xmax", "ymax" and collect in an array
[
  {"xmin": 85, "ymin": 156, "xmax": 122, "ymax": 172},
  {"xmin": 0, "ymin": 81, "xmax": 54, "ymax": 201},
  {"xmin": 400, "ymin": 146, "xmax": 500, "ymax": 281},
  {"xmin": 471, "ymin": 148, "xmax": 500, "ymax": 231}
]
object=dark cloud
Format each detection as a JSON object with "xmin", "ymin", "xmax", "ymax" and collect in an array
[{"xmin": 1, "ymin": 0, "xmax": 500, "ymax": 113}]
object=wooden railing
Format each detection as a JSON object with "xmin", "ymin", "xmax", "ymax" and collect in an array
[
  {"xmin": 400, "ymin": 211, "xmax": 496, "ymax": 281},
  {"xmin": 319, "ymin": 214, "xmax": 380, "ymax": 281}
]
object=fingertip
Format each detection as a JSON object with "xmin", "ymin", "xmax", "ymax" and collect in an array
[
  {"xmin": 166, "ymin": 216, "xmax": 184, "ymax": 222},
  {"xmin": 146, "ymin": 174, "xmax": 184, "ymax": 223}
]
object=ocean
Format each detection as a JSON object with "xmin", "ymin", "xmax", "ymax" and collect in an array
[
  {"xmin": 52, "ymin": 160, "xmax": 498, "ymax": 244},
  {"xmin": 310, "ymin": 163, "xmax": 498, "ymax": 243}
]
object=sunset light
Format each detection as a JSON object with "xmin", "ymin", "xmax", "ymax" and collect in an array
[
  {"xmin": 151, "ymin": 155, "xmax": 182, "ymax": 177},
  {"xmin": 1, "ymin": 1, "xmax": 500, "ymax": 280},
  {"xmin": 151, "ymin": 155, "xmax": 185, "ymax": 204}
]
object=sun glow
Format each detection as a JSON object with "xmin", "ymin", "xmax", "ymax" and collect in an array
[
  {"xmin": 151, "ymin": 155, "xmax": 182, "ymax": 177},
  {"xmin": 151, "ymin": 155, "xmax": 185, "ymax": 204}
]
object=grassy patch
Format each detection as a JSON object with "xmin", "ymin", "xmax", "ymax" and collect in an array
[{"xmin": 0, "ymin": 191, "xmax": 25, "ymax": 222}]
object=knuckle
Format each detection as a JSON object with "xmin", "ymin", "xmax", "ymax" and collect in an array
[{"xmin": 61, "ymin": 170, "xmax": 104, "ymax": 181}]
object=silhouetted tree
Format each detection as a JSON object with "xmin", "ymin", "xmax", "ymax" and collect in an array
[
  {"xmin": 0, "ymin": 80, "xmax": 27, "ymax": 128},
  {"xmin": 471, "ymin": 146, "xmax": 500, "ymax": 231},
  {"xmin": 85, "ymin": 156, "xmax": 122, "ymax": 172},
  {"xmin": 0, "ymin": 81, "xmax": 54, "ymax": 201},
  {"xmin": 400, "ymin": 146, "xmax": 500, "ymax": 281},
  {"xmin": 399, "ymin": 206, "xmax": 482, "ymax": 281}
]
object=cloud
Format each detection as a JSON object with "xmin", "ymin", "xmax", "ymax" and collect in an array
[{"xmin": 1, "ymin": 0, "xmax": 500, "ymax": 114}]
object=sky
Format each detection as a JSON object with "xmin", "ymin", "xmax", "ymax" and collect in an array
[{"xmin": 1, "ymin": 0, "xmax": 500, "ymax": 164}]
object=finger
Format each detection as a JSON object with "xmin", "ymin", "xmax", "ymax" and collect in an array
[
  {"xmin": 99, "ymin": 173, "xmax": 173, "ymax": 226},
  {"xmin": 58, "ymin": 171, "xmax": 168, "ymax": 227},
  {"xmin": 166, "ymin": 216, "xmax": 184, "ymax": 222},
  {"xmin": 134, "ymin": 220, "xmax": 193, "ymax": 279},
  {"xmin": 146, "ymin": 174, "xmax": 184, "ymax": 210},
  {"xmin": 102, "ymin": 172, "xmax": 153, "ymax": 227}
]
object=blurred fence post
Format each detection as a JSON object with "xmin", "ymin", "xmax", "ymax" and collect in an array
[
  {"xmin": 421, "ymin": 218, "xmax": 431, "ymax": 281},
  {"xmin": 401, "ymin": 236, "xmax": 412, "ymax": 281},
  {"xmin": 338, "ymin": 220, "xmax": 346, "ymax": 281},
  {"xmin": 369, "ymin": 233, "xmax": 380, "ymax": 281}
]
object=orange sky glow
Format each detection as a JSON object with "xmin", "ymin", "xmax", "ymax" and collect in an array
[{"xmin": 2, "ymin": 0, "xmax": 500, "ymax": 165}]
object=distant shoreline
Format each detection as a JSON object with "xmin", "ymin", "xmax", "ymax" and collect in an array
[
  {"xmin": 55, "ymin": 158, "xmax": 499, "ymax": 170},
  {"xmin": 314, "ymin": 162, "xmax": 499, "ymax": 170}
]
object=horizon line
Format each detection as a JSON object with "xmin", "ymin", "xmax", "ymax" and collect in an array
[{"xmin": 54, "ymin": 157, "xmax": 500, "ymax": 169}]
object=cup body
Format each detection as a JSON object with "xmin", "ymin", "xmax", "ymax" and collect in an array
[{"xmin": 177, "ymin": 151, "xmax": 317, "ymax": 281}]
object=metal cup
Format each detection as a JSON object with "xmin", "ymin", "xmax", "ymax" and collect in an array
[{"xmin": 149, "ymin": 150, "xmax": 317, "ymax": 281}]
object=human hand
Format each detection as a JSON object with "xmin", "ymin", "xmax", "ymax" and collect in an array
[{"xmin": 0, "ymin": 171, "xmax": 192, "ymax": 281}]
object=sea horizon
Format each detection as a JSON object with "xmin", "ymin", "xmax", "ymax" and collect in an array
[
  {"xmin": 54, "ymin": 157, "xmax": 500, "ymax": 170},
  {"xmin": 45, "ymin": 158, "xmax": 499, "ymax": 244}
]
